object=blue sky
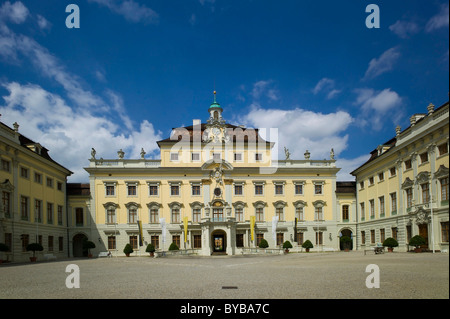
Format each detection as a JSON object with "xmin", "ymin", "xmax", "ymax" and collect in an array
[{"xmin": 0, "ymin": 0, "xmax": 448, "ymax": 182}]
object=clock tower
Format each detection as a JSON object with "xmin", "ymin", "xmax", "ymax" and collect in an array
[{"xmin": 203, "ymin": 91, "xmax": 229, "ymax": 143}]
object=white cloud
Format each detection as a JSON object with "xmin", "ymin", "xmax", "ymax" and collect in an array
[
  {"xmin": 336, "ymin": 154, "xmax": 370, "ymax": 181},
  {"xmin": 389, "ymin": 20, "xmax": 420, "ymax": 38},
  {"xmin": 0, "ymin": 1, "xmax": 29, "ymax": 24},
  {"xmin": 425, "ymin": 3, "xmax": 449, "ymax": 32},
  {"xmin": 36, "ymin": 14, "xmax": 51, "ymax": 30},
  {"xmin": 354, "ymin": 88, "xmax": 403, "ymax": 130},
  {"xmin": 363, "ymin": 47, "xmax": 401, "ymax": 80},
  {"xmin": 0, "ymin": 82, "xmax": 162, "ymax": 182},
  {"xmin": 89, "ymin": 0, "xmax": 159, "ymax": 24},
  {"xmin": 313, "ymin": 78, "xmax": 341, "ymax": 99},
  {"xmin": 251, "ymin": 80, "xmax": 279, "ymax": 101},
  {"xmin": 239, "ymin": 103, "xmax": 353, "ymax": 161}
]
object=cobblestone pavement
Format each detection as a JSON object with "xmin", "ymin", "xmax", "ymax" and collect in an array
[{"xmin": 0, "ymin": 251, "xmax": 448, "ymax": 299}]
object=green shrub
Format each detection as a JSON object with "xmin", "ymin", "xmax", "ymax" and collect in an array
[
  {"xmin": 26, "ymin": 243, "xmax": 43, "ymax": 257},
  {"xmin": 383, "ymin": 237, "xmax": 399, "ymax": 248},
  {"xmin": 302, "ymin": 240, "xmax": 313, "ymax": 249},
  {"xmin": 146, "ymin": 243, "xmax": 156, "ymax": 253},
  {"xmin": 258, "ymin": 239, "xmax": 269, "ymax": 248},
  {"xmin": 123, "ymin": 243, "xmax": 134, "ymax": 255},
  {"xmin": 409, "ymin": 235, "xmax": 426, "ymax": 248},
  {"xmin": 83, "ymin": 240, "xmax": 96, "ymax": 250},
  {"xmin": 282, "ymin": 241, "xmax": 293, "ymax": 249},
  {"xmin": 169, "ymin": 243, "xmax": 179, "ymax": 251}
]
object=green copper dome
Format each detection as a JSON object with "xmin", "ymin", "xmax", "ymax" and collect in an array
[{"xmin": 209, "ymin": 90, "xmax": 222, "ymax": 110}]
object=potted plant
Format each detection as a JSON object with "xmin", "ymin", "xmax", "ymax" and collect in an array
[
  {"xmin": 168, "ymin": 243, "xmax": 179, "ymax": 251},
  {"xmin": 302, "ymin": 240, "xmax": 313, "ymax": 252},
  {"xmin": 282, "ymin": 240, "xmax": 293, "ymax": 253},
  {"xmin": 340, "ymin": 236, "xmax": 352, "ymax": 252},
  {"xmin": 26, "ymin": 243, "xmax": 43, "ymax": 262},
  {"xmin": 123, "ymin": 243, "xmax": 134, "ymax": 257},
  {"xmin": 383, "ymin": 237, "xmax": 398, "ymax": 252},
  {"xmin": 258, "ymin": 238, "xmax": 269, "ymax": 249},
  {"xmin": 0, "ymin": 243, "xmax": 9, "ymax": 264},
  {"xmin": 146, "ymin": 243, "xmax": 156, "ymax": 257},
  {"xmin": 83, "ymin": 240, "xmax": 96, "ymax": 258},
  {"xmin": 409, "ymin": 235, "xmax": 426, "ymax": 253}
]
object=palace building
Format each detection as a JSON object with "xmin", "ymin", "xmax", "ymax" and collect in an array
[
  {"xmin": 0, "ymin": 120, "xmax": 72, "ymax": 263},
  {"xmin": 351, "ymin": 101, "xmax": 449, "ymax": 252},
  {"xmin": 83, "ymin": 92, "xmax": 352, "ymax": 256}
]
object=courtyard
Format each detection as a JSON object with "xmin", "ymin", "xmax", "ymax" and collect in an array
[{"xmin": 0, "ymin": 251, "xmax": 448, "ymax": 300}]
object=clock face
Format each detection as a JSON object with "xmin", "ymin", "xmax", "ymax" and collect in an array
[{"xmin": 212, "ymin": 127, "xmax": 221, "ymax": 135}]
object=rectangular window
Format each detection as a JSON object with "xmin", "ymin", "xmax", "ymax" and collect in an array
[
  {"xmin": 438, "ymin": 143, "xmax": 448, "ymax": 156},
  {"xmin": 378, "ymin": 172, "xmax": 384, "ymax": 182},
  {"xmin": 361, "ymin": 231, "xmax": 366, "ymax": 245},
  {"xmin": 420, "ymin": 152, "xmax": 428, "ymax": 164},
  {"xmin": 47, "ymin": 203, "xmax": 54, "ymax": 224},
  {"xmin": 255, "ymin": 208, "xmax": 264, "ymax": 222},
  {"xmin": 315, "ymin": 207, "xmax": 323, "ymax": 221},
  {"xmin": 106, "ymin": 185, "xmax": 115, "ymax": 196},
  {"xmin": 441, "ymin": 177, "xmax": 449, "ymax": 201},
  {"xmin": 171, "ymin": 185, "xmax": 180, "ymax": 196},
  {"xmin": 276, "ymin": 207, "xmax": 284, "ymax": 221},
  {"xmin": 235, "ymin": 208, "xmax": 243, "ymax": 222},
  {"xmin": 379, "ymin": 196, "xmax": 385, "ymax": 216},
  {"xmin": 21, "ymin": 234, "xmax": 29, "ymax": 252},
  {"xmin": 421, "ymin": 183, "xmax": 430, "ymax": 204},
  {"xmin": 390, "ymin": 192, "xmax": 397, "ymax": 214},
  {"xmin": 342, "ymin": 205, "xmax": 349, "ymax": 221},
  {"xmin": 406, "ymin": 188, "xmax": 413, "ymax": 208},
  {"xmin": 441, "ymin": 222, "xmax": 449, "ymax": 243},
  {"xmin": 59, "ymin": 237, "xmax": 64, "ymax": 251},
  {"xmin": 75, "ymin": 208, "xmax": 83, "ymax": 226},
  {"xmin": 406, "ymin": 225, "xmax": 412, "ymax": 243},
  {"xmin": 1, "ymin": 159, "xmax": 10, "ymax": 172},
  {"xmin": 314, "ymin": 184, "xmax": 323, "ymax": 195},
  {"xmin": 234, "ymin": 153, "xmax": 242, "ymax": 161},
  {"xmin": 20, "ymin": 167, "xmax": 29, "ymax": 179},
  {"xmin": 234, "ymin": 184, "xmax": 243, "ymax": 195},
  {"xmin": 192, "ymin": 185, "xmax": 201, "ymax": 196},
  {"xmin": 370, "ymin": 230, "xmax": 375, "ymax": 244},
  {"xmin": 128, "ymin": 209, "xmax": 137, "ymax": 224},
  {"xmin": 297, "ymin": 232, "xmax": 304, "ymax": 245},
  {"xmin": 128, "ymin": 185, "xmax": 137, "ymax": 196},
  {"xmin": 295, "ymin": 184, "xmax": 303, "ymax": 195},
  {"xmin": 149, "ymin": 185, "xmax": 159, "ymax": 196},
  {"xmin": 315, "ymin": 232, "xmax": 323, "ymax": 245},
  {"xmin": 151, "ymin": 235, "xmax": 159, "ymax": 249},
  {"xmin": 390, "ymin": 167, "xmax": 396, "ymax": 177},
  {"xmin": 171, "ymin": 209, "xmax": 180, "ymax": 223},
  {"xmin": 57, "ymin": 182, "xmax": 63, "ymax": 191},
  {"xmin": 191, "ymin": 153, "xmax": 200, "ymax": 161},
  {"xmin": 295, "ymin": 207, "xmax": 304, "ymax": 221},
  {"xmin": 46, "ymin": 177, "xmax": 53, "ymax": 188},
  {"xmin": 129, "ymin": 236, "xmax": 138, "ymax": 250},
  {"xmin": 35, "ymin": 199, "xmax": 42, "ymax": 223},
  {"xmin": 276, "ymin": 233, "xmax": 284, "ymax": 246},
  {"xmin": 150, "ymin": 209, "xmax": 159, "ymax": 223},
  {"xmin": 34, "ymin": 173, "xmax": 42, "ymax": 184},
  {"xmin": 58, "ymin": 205, "xmax": 63, "ymax": 225},
  {"xmin": 359, "ymin": 181, "xmax": 364, "ymax": 190},
  {"xmin": 255, "ymin": 184, "xmax": 263, "ymax": 195},
  {"xmin": 380, "ymin": 229, "xmax": 385, "ymax": 243},
  {"xmin": 404, "ymin": 159, "xmax": 412, "ymax": 170},
  {"xmin": 370, "ymin": 199, "xmax": 375, "ymax": 218},
  {"xmin": 369, "ymin": 176, "xmax": 374, "ymax": 185},
  {"xmin": 108, "ymin": 236, "xmax": 116, "ymax": 250},
  {"xmin": 360, "ymin": 202, "xmax": 365, "ymax": 220},
  {"xmin": 255, "ymin": 153, "xmax": 263, "ymax": 161},
  {"xmin": 170, "ymin": 153, "xmax": 179, "ymax": 161},
  {"xmin": 275, "ymin": 184, "xmax": 283, "ymax": 195},
  {"xmin": 193, "ymin": 208, "xmax": 201, "ymax": 222},
  {"xmin": 172, "ymin": 235, "xmax": 181, "ymax": 248},
  {"xmin": 193, "ymin": 235, "xmax": 202, "ymax": 249},
  {"xmin": 256, "ymin": 233, "xmax": 264, "ymax": 247},
  {"xmin": 392, "ymin": 227, "xmax": 398, "ymax": 241},
  {"xmin": 107, "ymin": 208, "xmax": 116, "ymax": 224},
  {"xmin": 2, "ymin": 191, "xmax": 10, "ymax": 218},
  {"xmin": 20, "ymin": 196, "xmax": 28, "ymax": 220},
  {"xmin": 213, "ymin": 153, "xmax": 221, "ymax": 160}
]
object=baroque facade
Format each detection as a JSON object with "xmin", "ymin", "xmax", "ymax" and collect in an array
[
  {"xmin": 83, "ymin": 93, "xmax": 354, "ymax": 256},
  {"xmin": 351, "ymin": 101, "xmax": 449, "ymax": 252}
]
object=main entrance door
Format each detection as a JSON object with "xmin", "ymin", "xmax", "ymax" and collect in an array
[
  {"xmin": 211, "ymin": 230, "xmax": 227, "ymax": 254},
  {"xmin": 418, "ymin": 224, "xmax": 429, "ymax": 250}
]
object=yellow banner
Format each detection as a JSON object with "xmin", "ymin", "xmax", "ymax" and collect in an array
[
  {"xmin": 183, "ymin": 216, "xmax": 188, "ymax": 243},
  {"xmin": 250, "ymin": 216, "xmax": 255, "ymax": 242}
]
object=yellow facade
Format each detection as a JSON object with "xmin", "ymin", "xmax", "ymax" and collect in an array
[
  {"xmin": 352, "ymin": 102, "xmax": 449, "ymax": 252},
  {"xmin": 0, "ymin": 121, "xmax": 72, "ymax": 263}
]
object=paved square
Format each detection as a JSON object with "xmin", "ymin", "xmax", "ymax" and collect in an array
[{"xmin": 0, "ymin": 251, "xmax": 448, "ymax": 299}]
